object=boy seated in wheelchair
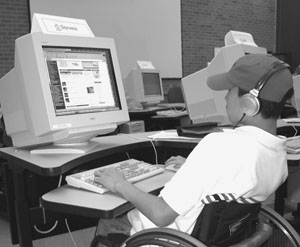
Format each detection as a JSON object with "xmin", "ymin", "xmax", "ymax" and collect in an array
[{"xmin": 91, "ymin": 54, "xmax": 294, "ymax": 247}]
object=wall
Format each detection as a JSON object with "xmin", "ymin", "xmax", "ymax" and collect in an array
[
  {"xmin": 276, "ymin": 0, "xmax": 300, "ymax": 72},
  {"xmin": 29, "ymin": 0, "xmax": 182, "ymax": 78},
  {"xmin": 0, "ymin": 0, "xmax": 276, "ymax": 79},
  {"xmin": 0, "ymin": 0, "xmax": 30, "ymax": 79},
  {"xmin": 181, "ymin": 0, "xmax": 276, "ymax": 76}
]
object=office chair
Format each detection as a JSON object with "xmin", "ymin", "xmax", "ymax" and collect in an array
[{"xmin": 121, "ymin": 204, "xmax": 300, "ymax": 247}]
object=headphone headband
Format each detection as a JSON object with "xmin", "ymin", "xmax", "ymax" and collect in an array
[
  {"xmin": 251, "ymin": 60, "xmax": 290, "ymax": 98},
  {"xmin": 240, "ymin": 59, "xmax": 290, "ymax": 117}
]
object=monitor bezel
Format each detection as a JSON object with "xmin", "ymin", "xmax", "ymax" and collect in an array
[{"xmin": 14, "ymin": 33, "xmax": 129, "ymax": 136}]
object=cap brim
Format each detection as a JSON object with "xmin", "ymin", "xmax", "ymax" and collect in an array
[{"xmin": 207, "ymin": 72, "xmax": 235, "ymax": 91}]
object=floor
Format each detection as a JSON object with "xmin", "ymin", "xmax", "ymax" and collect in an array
[
  {"xmin": 0, "ymin": 212, "xmax": 96, "ymax": 247},
  {"xmin": 0, "ymin": 213, "xmax": 12, "ymax": 247}
]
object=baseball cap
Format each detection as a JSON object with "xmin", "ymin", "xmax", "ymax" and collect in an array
[{"xmin": 207, "ymin": 54, "xmax": 293, "ymax": 102}]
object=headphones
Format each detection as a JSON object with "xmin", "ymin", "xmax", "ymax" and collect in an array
[{"xmin": 240, "ymin": 60, "xmax": 290, "ymax": 117}]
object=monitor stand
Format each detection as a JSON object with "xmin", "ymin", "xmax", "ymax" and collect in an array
[
  {"xmin": 29, "ymin": 126, "xmax": 116, "ymax": 155},
  {"xmin": 30, "ymin": 141, "xmax": 100, "ymax": 155}
]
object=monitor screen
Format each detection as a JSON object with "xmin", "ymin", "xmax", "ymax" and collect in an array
[
  {"xmin": 44, "ymin": 46, "xmax": 121, "ymax": 116},
  {"xmin": 142, "ymin": 72, "xmax": 162, "ymax": 96},
  {"xmin": 0, "ymin": 33, "xmax": 129, "ymax": 152},
  {"xmin": 124, "ymin": 67, "xmax": 164, "ymax": 107}
]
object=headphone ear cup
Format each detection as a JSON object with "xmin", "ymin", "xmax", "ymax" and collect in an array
[{"xmin": 240, "ymin": 93, "xmax": 260, "ymax": 117}]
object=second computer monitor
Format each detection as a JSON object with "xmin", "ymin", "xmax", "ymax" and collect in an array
[
  {"xmin": 182, "ymin": 43, "xmax": 267, "ymax": 125},
  {"xmin": 182, "ymin": 67, "xmax": 228, "ymax": 125},
  {"xmin": 124, "ymin": 67, "xmax": 164, "ymax": 107}
]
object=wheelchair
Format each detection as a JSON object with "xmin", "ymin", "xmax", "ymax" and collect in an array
[{"xmin": 121, "ymin": 204, "xmax": 300, "ymax": 247}]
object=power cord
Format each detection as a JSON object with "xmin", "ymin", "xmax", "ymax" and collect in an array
[
  {"xmin": 33, "ymin": 175, "xmax": 63, "ymax": 234},
  {"xmin": 170, "ymin": 106, "xmax": 186, "ymax": 112},
  {"xmin": 33, "ymin": 175, "xmax": 78, "ymax": 246},
  {"xmin": 33, "ymin": 216, "xmax": 58, "ymax": 234},
  {"xmin": 65, "ymin": 218, "xmax": 78, "ymax": 247}
]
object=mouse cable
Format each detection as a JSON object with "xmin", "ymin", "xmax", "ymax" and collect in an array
[
  {"xmin": 125, "ymin": 152, "xmax": 131, "ymax": 160},
  {"xmin": 119, "ymin": 133, "xmax": 158, "ymax": 165}
]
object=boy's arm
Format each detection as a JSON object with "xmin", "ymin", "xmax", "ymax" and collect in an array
[{"xmin": 94, "ymin": 167, "xmax": 178, "ymax": 227}]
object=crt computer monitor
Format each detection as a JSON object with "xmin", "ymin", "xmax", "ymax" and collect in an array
[
  {"xmin": 123, "ymin": 67, "xmax": 164, "ymax": 107},
  {"xmin": 0, "ymin": 33, "xmax": 129, "ymax": 152},
  {"xmin": 292, "ymin": 75, "xmax": 300, "ymax": 117},
  {"xmin": 182, "ymin": 43, "xmax": 267, "ymax": 125}
]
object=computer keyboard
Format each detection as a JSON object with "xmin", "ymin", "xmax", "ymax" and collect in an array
[
  {"xmin": 157, "ymin": 103, "xmax": 186, "ymax": 108},
  {"xmin": 286, "ymin": 136, "xmax": 300, "ymax": 154},
  {"xmin": 65, "ymin": 159, "xmax": 165, "ymax": 194},
  {"xmin": 156, "ymin": 109, "xmax": 187, "ymax": 117}
]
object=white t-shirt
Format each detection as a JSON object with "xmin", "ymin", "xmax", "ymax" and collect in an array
[{"xmin": 128, "ymin": 126, "xmax": 288, "ymax": 235}]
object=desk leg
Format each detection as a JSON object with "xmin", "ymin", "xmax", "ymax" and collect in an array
[
  {"xmin": 13, "ymin": 170, "xmax": 33, "ymax": 247},
  {"xmin": 3, "ymin": 165, "xmax": 18, "ymax": 244}
]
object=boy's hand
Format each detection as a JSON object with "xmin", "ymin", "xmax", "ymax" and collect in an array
[
  {"xmin": 165, "ymin": 155, "xmax": 186, "ymax": 169},
  {"xmin": 94, "ymin": 167, "xmax": 127, "ymax": 193}
]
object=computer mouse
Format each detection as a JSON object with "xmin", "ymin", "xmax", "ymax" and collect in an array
[
  {"xmin": 174, "ymin": 163, "xmax": 182, "ymax": 169},
  {"xmin": 165, "ymin": 163, "xmax": 181, "ymax": 172}
]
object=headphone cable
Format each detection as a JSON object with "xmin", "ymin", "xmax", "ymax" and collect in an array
[{"xmin": 234, "ymin": 113, "xmax": 246, "ymax": 129}]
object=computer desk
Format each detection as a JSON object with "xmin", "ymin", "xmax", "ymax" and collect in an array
[
  {"xmin": 129, "ymin": 106, "xmax": 169, "ymax": 131},
  {"xmin": 276, "ymin": 119, "xmax": 300, "ymax": 217},
  {"xmin": 151, "ymin": 113, "xmax": 190, "ymax": 130},
  {"xmin": 0, "ymin": 130, "xmax": 298, "ymax": 247},
  {"xmin": 129, "ymin": 106, "xmax": 189, "ymax": 131},
  {"xmin": 0, "ymin": 132, "xmax": 198, "ymax": 247}
]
